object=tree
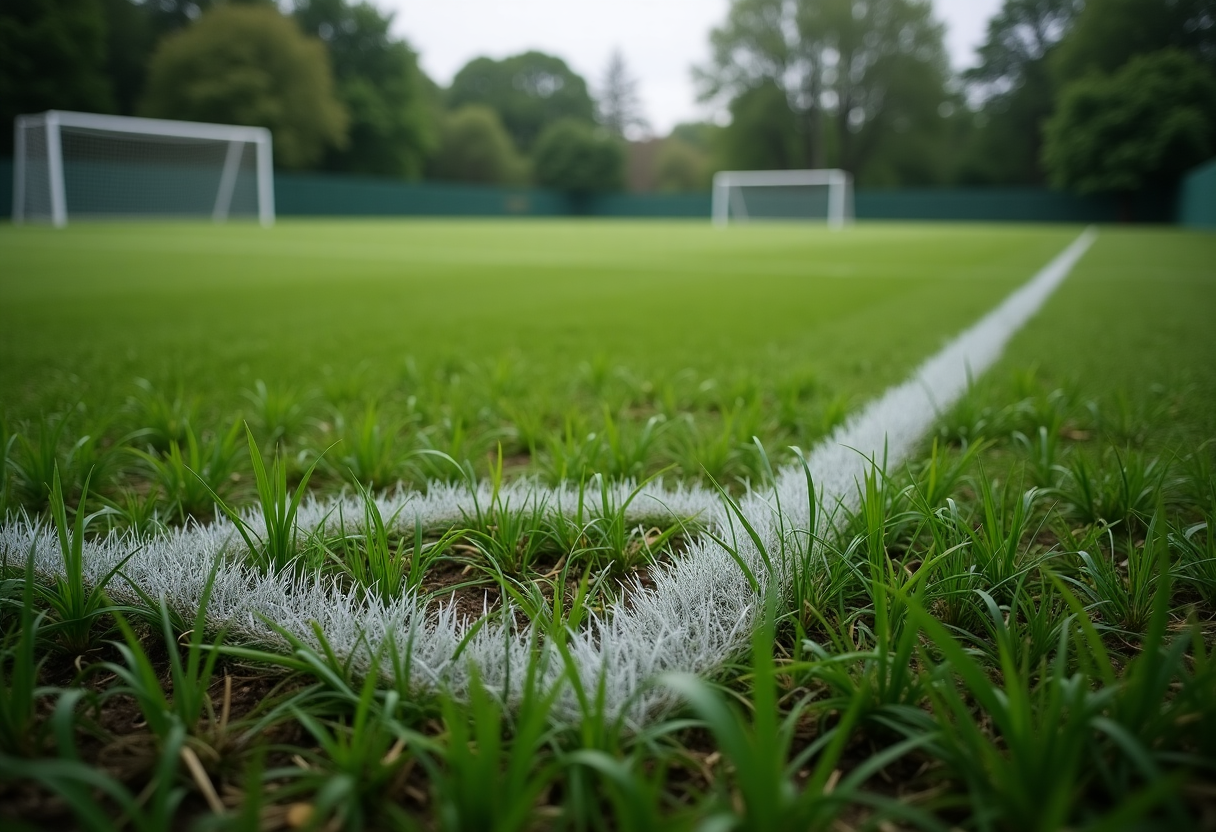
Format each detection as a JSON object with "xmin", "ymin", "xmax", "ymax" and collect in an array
[
  {"xmin": 141, "ymin": 4, "xmax": 347, "ymax": 169},
  {"xmin": 670, "ymin": 122, "xmax": 721, "ymax": 153},
  {"xmin": 958, "ymin": 0, "xmax": 1082, "ymax": 185},
  {"xmin": 655, "ymin": 138, "xmax": 711, "ymax": 192},
  {"xmin": 967, "ymin": 0, "xmax": 1081, "ymax": 99},
  {"xmin": 532, "ymin": 119, "xmax": 624, "ymax": 193},
  {"xmin": 719, "ymin": 81, "xmax": 805, "ymax": 171},
  {"xmin": 292, "ymin": 0, "xmax": 434, "ymax": 177},
  {"xmin": 0, "ymin": 0, "xmax": 113, "ymax": 153},
  {"xmin": 1055, "ymin": 0, "xmax": 1216, "ymax": 78},
  {"xmin": 98, "ymin": 0, "xmax": 156, "ymax": 117},
  {"xmin": 448, "ymin": 51, "xmax": 596, "ymax": 153},
  {"xmin": 428, "ymin": 105, "xmax": 524, "ymax": 185},
  {"xmin": 1042, "ymin": 50, "xmax": 1216, "ymax": 195},
  {"xmin": 99, "ymin": 0, "xmax": 223, "ymax": 116},
  {"xmin": 597, "ymin": 49, "xmax": 648, "ymax": 138},
  {"xmin": 697, "ymin": 0, "xmax": 951, "ymax": 181}
]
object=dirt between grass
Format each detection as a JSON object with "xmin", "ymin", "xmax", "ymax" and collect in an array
[
  {"xmin": 0, "ymin": 631, "xmax": 949, "ymax": 832},
  {"xmin": 0, "ymin": 631, "xmax": 309, "ymax": 829},
  {"xmin": 417, "ymin": 534, "xmax": 689, "ymax": 631}
]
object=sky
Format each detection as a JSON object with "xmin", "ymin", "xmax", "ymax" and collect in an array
[{"xmin": 385, "ymin": 0, "xmax": 1004, "ymax": 134}]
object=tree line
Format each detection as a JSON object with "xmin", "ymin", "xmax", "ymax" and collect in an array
[
  {"xmin": 0, "ymin": 0, "xmax": 634, "ymax": 191},
  {"xmin": 2, "ymin": 0, "xmax": 1214, "ymax": 197},
  {"xmin": 696, "ymin": 0, "xmax": 1216, "ymax": 197}
]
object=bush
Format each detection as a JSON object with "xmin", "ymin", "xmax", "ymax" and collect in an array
[
  {"xmin": 531, "ymin": 118, "xmax": 624, "ymax": 193},
  {"xmin": 141, "ymin": 4, "xmax": 347, "ymax": 169},
  {"xmin": 447, "ymin": 51, "xmax": 595, "ymax": 153},
  {"xmin": 720, "ymin": 81, "xmax": 804, "ymax": 172},
  {"xmin": 655, "ymin": 137, "xmax": 710, "ymax": 192},
  {"xmin": 1042, "ymin": 49, "xmax": 1216, "ymax": 195},
  {"xmin": 429, "ymin": 105, "xmax": 525, "ymax": 185}
]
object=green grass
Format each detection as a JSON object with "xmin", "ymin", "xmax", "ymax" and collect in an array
[
  {"xmin": 1, "ymin": 220, "xmax": 1215, "ymax": 830},
  {"xmin": 0, "ymin": 220, "xmax": 1077, "ymax": 420},
  {"xmin": 0, "ymin": 220, "xmax": 1085, "ymax": 496},
  {"xmin": 979, "ymin": 227, "xmax": 1216, "ymax": 448}
]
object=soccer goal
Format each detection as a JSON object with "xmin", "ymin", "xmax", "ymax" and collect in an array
[
  {"xmin": 712, "ymin": 169, "xmax": 853, "ymax": 228},
  {"xmin": 12, "ymin": 110, "xmax": 274, "ymax": 227}
]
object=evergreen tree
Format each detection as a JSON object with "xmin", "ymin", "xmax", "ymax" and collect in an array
[{"xmin": 597, "ymin": 50, "xmax": 648, "ymax": 138}]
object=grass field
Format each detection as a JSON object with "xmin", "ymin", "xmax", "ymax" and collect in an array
[
  {"xmin": 1, "ymin": 220, "xmax": 1215, "ymax": 830},
  {"xmin": 0, "ymin": 221, "xmax": 1076, "ymax": 414},
  {"xmin": 1, "ymin": 221, "xmax": 1079, "ymax": 489}
]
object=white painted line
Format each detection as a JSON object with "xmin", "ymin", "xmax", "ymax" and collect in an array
[{"xmin": 1, "ymin": 229, "xmax": 1096, "ymax": 725}]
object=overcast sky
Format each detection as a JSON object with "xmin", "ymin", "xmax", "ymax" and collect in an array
[{"xmin": 384, "ymin": 0, "xmax": 1003, "ymax": 134}]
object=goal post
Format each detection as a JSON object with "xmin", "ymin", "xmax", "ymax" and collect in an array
[
  {"xmin": 711, "ymin": 169, "xmax": 853, "ymax": 229},
  {"xmin": 12, "ymin": 110, "xmax": 274, "ymax": 227}
]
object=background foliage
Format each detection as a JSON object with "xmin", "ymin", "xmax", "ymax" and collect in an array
[
  {"xmin": 291, "ymin": 0, "xmax": 435, "ymax": 177},
  {"xmin": 0, "ymin": 0, "xmax": 113, "ymax": 155},
  {"xmin": 427, "ymin": 105, "xmax": 525, "ymax": 185},
  {"xmin": 2, "ymin": 0, "xmax": 1216, "ymax": 193},
  {"xmin": 447, "ymin": 51, "xmax": 597, "ymax": 154},
  {"xmin": 1043, "ymin": 49, "xmax": 1216, "ymax": 196},
  {"xmin": 140, "ymin": 4, "xmax": 348, "ymax": 169},
  {"xmin": 532, "ymin": 119, "xmax": 625, "ymax": 194}
]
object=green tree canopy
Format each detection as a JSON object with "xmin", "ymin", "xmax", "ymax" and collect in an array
[
  {"xmin": 1042, "ymin": 49, "xmax": 1216, "ymax": 195},
  {"xmin": 697, "ymin": 0, "xmax": 951, "ymax": 182},
  {"xmin": 448, "ymin": 51, "xmax": 595, "ymax": 153},
  {"xmin": 655, "ymin": 137, "xmax": 711, "ymax": 192},
  {"xmin": 141, "ymin": 4, "xmax": 347, "ymax": 169},
  {"xmin": 428, "ymin": 105, "xmax": 524, "ymax": 185},
  {"xmin": 1055, "ymin": 0, "xmax": 1216, "ymax": 78},
  {"xmin": 720, "ymin": 81, "xmax": 805, "ymax": 171},
  {"xmin": 292, "ymin": 0, "xmax": 434, "ymax": 177},
  {"xmin": 958, "ymin": 0, "xmax": 1082, "ymax": 185},
  {"xmin": 0, "ymin": 0, "xmax": 113, "ymax": 153},
  {"xmin": 532, "ymin": 118, "xmax": 624, "ymax": 193},
  {"xmin": 99, "ymin": 0, "xmax": 225, "ymax": 116},
  {"xmin": 967, "ymin": 0, "xmax": 1082, "ymax": 94}
]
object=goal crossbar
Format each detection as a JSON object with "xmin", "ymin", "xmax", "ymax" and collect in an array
[
  {"xmin": 712, "ymin": 168, "xmax": 853, "ymax": 228},
  {"xmin": 12, "ymin": 110, "xmax": 275, "ymax": 227}
]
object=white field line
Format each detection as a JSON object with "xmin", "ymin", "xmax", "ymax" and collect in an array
[{"xmin": 1, "ymin": 229, "xmax": 1096, "ymax": 726}]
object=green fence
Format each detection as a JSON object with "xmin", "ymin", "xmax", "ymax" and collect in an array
[
  {"xmin": 1178, "ymin": 159, "xmax": 1216, "ymax": 229},
  {"xmin": 583, "ymin": 192, "xmax": 711, "ymax": 217},
  {"xmin": 271, "ymin": 175, "xmax": 1166, "ymax": 221},
  {"xmin": 273, "ymin": 173, "xmax": 1183, "ymax": 222},
  {"xmin": 274, "ymin": 173, "xmax": 714, "ymax": 217},
  {"xmin": 271, "ymin": 174, "xmax": 1173, "ymax": 222},
  {"xmin": 276, "ymin": 171, "xmax": 572, "ymax": 216},
  {"xmin": 857, "ymin": 188, "xmax": 1133, "ymax": 223},
  {"xmin": 1, "ymin": 157, "xmax": 1207, "ymax": 224}
]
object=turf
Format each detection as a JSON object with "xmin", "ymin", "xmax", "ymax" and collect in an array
[
  {"xmin": 0, "ymin": 220, "xmax": 1081, "ymax": 423},
  {"xmin": 2, "ymin": 220, "xmax": 1216, "ymax": 830},
  {"xmin": 980, "ymin": 226, "xmax": 1216, "ymax": 449}
]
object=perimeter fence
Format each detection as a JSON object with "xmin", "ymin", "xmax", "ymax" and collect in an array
[
  {"xmin": 1178, "ymin": 159, "xmax": 1216, "ymax": 229},
  {"xmin": 2, "ymin": 157, "xmax": 1212, "ymax": 225}
]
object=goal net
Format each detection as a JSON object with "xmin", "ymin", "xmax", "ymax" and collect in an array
[
  {"xmin": 712, "ymin": 169, "xmax": 853, "ymax": 228},
  {"xmin": 12, "ymin": 111, "xmax": 274, "ymax": 227}
]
